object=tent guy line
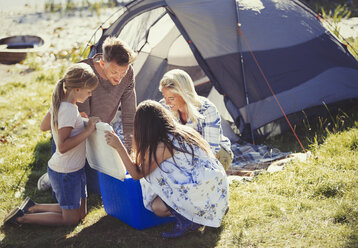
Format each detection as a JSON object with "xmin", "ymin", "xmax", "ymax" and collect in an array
[{"xmin": 237, "ymin": 24, "xmax": 306, "ymax": 152}]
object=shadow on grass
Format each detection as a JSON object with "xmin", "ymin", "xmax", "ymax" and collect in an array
[
  {"xmin": 345, "ymin": 226, "xmax": 358, "ymax": 248},
  {"xmin": 22, "ymin": 139, "xmax": 54, "ymax": 203},
  {"xmin": 0, "ymin": 222, "xmax": 78, "ymax": 248},
  {"xmin": 58, "ymin": 215, "xmax": 222, "ymax": 248},
  {"xmin": 0, "ymin": 139, "xmax": 103, "ymax": 248},
  {"xmin": 1, "ymin": 210, "xmax": 222, "ymax": 248}
]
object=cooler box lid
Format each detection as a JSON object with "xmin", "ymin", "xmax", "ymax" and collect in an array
[{"xmin": 86, "ymin": 122, "xmax": 126, "ymax": 181}]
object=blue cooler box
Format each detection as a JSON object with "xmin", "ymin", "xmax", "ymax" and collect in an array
[{"xmin": 98, "ymin": 172, "xmax": 174, "ymax": 230}]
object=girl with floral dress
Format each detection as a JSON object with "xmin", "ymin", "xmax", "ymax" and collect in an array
[{"xmin": 105, "ymin": 100, "xmax": 229, "ymax": 238}]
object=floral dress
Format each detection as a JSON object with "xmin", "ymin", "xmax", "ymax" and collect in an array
[{"xmin": 140, "ymin": 136, "xmax": 229, "ymax": 227}]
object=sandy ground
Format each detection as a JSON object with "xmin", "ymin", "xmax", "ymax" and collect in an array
[
  {"xmin": 0, "ymin": 7, "xmax": 120, "ymax": 85},
  {"xmin": 338, "ymin": 17, "xmax": 358, "ymax": 39},
  {"xmin": 0, "ymin": 6, "xmax": 358, "ymax": 86}
]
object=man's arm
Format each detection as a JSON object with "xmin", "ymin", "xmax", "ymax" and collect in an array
[{"xmin": 120, "ymin": 66, "xmax": 137, "ymax": 152}]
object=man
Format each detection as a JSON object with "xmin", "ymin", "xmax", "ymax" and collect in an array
[{"xmin": 38, "ymin": 37, "xmax": 137, "ymax": 194}]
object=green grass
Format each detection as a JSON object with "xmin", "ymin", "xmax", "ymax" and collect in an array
[
  {"xmin": 44, "ymin": 0, "xmax": 119, "ymax": 16},
  {"xmin": 301, "ymin": 0, "xmax": 358, "ymax": 59},
  {"xmin": 2, "ymin": 95, "xmax": 357, "ymax": 247},
  {"xmin": 232, "ymin": 128, "xmax": 358, "ymax": 247},
  {"xmin": 1, "ymin": 60, "xmax": 358, "ymax": 248},
  {"xmin": 302, "ymin": 0, "xmax": 358, "ymax": 17},
  {"xmin": 258, "ymin": 100, "xmax": 358, "ymax": 153}
]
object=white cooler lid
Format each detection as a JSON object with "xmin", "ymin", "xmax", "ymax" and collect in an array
[{"xmin": 86, "ymin": 122, "xmax": 127, "ymax": 181}]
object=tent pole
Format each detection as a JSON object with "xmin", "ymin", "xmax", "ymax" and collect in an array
[
  {"xmin": 235, "ymin": 2, "xmax": 255, "ymax": 144},
  {"xmin": 166, "ymin": 10, "xmax": 222, "ymax": 91},
  {"xmin": 168, "ymin": 6, "xmax": 255, "ymax": 143}
]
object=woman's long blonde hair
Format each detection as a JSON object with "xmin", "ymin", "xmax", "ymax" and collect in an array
[
  {"xmin": 52, "ymin": 63, "xmax": 98, "ymax": 131},
  {"xmin": 159, "ymin": 69, "xmax": 203, "ymax": 124}
]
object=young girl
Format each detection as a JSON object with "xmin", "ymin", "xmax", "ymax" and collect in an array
[
  {"xmin": 4, "ymin": 63, "xmax": 100, "ymax": 226},
  {"xmin": 105, "ymin": 100, "xmax": 229, "ymax": 238}
]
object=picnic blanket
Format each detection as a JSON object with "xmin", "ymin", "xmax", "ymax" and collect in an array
[{"xmin": 229, "ymin": 141, "xmax": 291, "ymax": 170}]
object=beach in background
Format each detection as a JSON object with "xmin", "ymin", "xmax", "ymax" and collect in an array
[{"xmin": 0, "ymin": 1, "xmax": 122, "ymax": 85}]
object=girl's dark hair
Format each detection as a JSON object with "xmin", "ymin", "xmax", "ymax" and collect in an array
[{"xmin": 133, "ymin": 100, "xmax": 212, "ymax": 177}]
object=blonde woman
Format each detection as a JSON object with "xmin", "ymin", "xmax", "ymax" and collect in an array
[
  {"xmin": 159, "ymin": 69, "xmax": 233, "ymax": 170},
  {"xmin": 4, "ymin": 63, "xmax": 100, "ymax": 226}
]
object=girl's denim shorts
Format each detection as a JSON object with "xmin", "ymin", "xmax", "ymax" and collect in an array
[{"xmin": 48, "ymin": 166, "xmax": 87, "ymax": 210}]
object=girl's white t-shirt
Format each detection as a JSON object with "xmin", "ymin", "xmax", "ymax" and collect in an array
[{"xmin": 48, "ymin": 102, "xmax": 86, "ymax": 173}]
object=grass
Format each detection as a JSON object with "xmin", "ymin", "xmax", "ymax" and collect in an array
[
  {"xmin": 223, "ymin": 128, "xmax": 358, "ymax": 247},
  {"xmin": 44, "ymin": 0, "xmax": 119, "ymax": 16},
  {"xmin": 2, "ymin": 80, "xmax": 357, "ymax": 247},
  {"xmin": 258, "ymin": 100, "xmax": 358, "ymax": 152},
  {"xmin": 1, "ymin": 60, "xmax": 358, "ymax": 248},
  {"xmin": 301, "ymin": 0, "xmax": 358, "ymax": 17},
  {"xmin": 300, "ymin": 0, "xmax": 358, "ymax": 59},
  {"xmin": 1, "ymin": 2, "xmax": 358, "ymax": 247}
]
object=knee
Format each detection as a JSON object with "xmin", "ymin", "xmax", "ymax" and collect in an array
[
  {"xmin": 151, "ymin": 203, "xmax": 161, "ymax": 216},
  {"xmin": 152, "ymin": 201, "xmax": 170, "ymax": 217}
]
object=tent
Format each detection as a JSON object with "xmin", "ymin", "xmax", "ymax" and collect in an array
[{"xmin": 88, "ymin": 0, "xmax": 358, "ymax": 141}]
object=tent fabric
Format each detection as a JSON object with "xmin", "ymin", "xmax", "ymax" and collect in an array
[{"xmin": 89, "ymin": 0, "xmax": 358, "ymax": 139}]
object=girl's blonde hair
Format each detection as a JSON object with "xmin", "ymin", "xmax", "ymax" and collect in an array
[
  {"xmin": 52, "ymin": 63, "xmax": 98, "ymax": 131},
  {"xmin": 159, "ymin": 69, "xmax": 203, "ymax": 124}
]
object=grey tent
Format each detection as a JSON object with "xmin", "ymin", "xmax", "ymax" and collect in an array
[{"xmin": 88, "ymin": 0, "xmax": 358, "ymax": 141}]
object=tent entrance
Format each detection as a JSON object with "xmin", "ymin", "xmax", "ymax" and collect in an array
[{"xmin": 116, "ymin": 7, "xmax": 233, "ymax": 122}]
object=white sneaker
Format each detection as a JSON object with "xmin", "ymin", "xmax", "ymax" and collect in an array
[{"xmin": 37, "ymin": 173, "xmax": 51, "ymax": 191}]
